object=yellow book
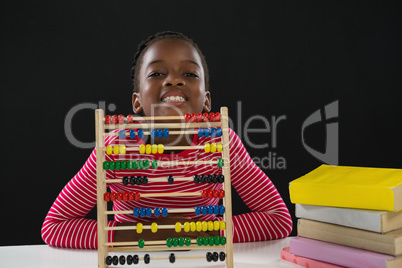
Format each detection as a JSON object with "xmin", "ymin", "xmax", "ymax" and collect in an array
[{"xmin": 289, "ymin": 164, "xmax": 402, "ymax": 211}]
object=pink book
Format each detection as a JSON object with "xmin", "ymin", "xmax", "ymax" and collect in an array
[
  {"xmin": 281, "ymin": 247, "xmax": 344, "ymax": 268},
  {"xmin": 290, "ymin": 237, "xmax": 402, "ymax": 268}
]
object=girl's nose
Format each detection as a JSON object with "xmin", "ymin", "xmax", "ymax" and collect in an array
[{"xmin": 163, "ymin": 74, "xmax": 185, "ymax": 87}]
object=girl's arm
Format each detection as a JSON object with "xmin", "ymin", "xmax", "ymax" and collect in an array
[
  {"xmin": 41, "ymin": 149, "xmax": 118, "ymax": 249},
  {"xmin": 228, "ymin": 129, "xmax": 293, "ymax": 242}
]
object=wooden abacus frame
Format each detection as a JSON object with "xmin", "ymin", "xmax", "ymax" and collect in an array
[{"xmin": 95, "ymin": 107, "xmax": 233, "ymax": 268}]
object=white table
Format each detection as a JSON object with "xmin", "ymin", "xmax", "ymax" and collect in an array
[{"xmin": 0, "ymin": 237, "xmax": 300, "ymax": 268}]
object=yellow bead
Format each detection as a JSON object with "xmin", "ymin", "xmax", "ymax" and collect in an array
[
  {"xmin": 204, "ymin": 143, "xmax": 210, "ymax": 153},
  {"xmin": 151, "ymin": 144, "xmax": 158, "ymax": 154},
  {"xmin": 183, "ymin": 222, "xmax": 190, "ymax": 232},
  {"xmin": 196, "ymin": 221, "xmax": 202, "ymax": 232},
  {"xmin": 214, "ymin": 220, "xmax": 220, "ymax": 231},
  {"xmin": 157, "ymin": 144, "xmax": 164, "ymax": 154},
  {"xmin": 151, "ymin": 222, "xmax": 158, "ymax": 233},
  {"xmin": 146, "ymin": 144, "xmax": 152, "ymax": 154},
  {"xmin": 211, "ymin": 143, "xmax": 217, "ymax": 153},
  {"xmin": 220, "ymin": 221, "xmax": 226, "ymax": 230},
  {"xmin": 106, "ymin": 145, "xmax": 113, "ymax": 155},
  {"xmin": 119, "ymin": 145, "xmax": 126, "ymax": 155},
  {"xmin": 207, "ymin": 221, "xmax": 214, "ymax": 231},
  {"xmin": 136, "ymin": 223, "xmax": 143, "ymax": 234},
  {"xmin": 190, "ymin": 222, "xmax": 196, "ymax": 232},
  {"xmin": 139, "ymin": 144, "xmax": 145, "ymax": 154},
  {"xmin": 217, "ymin": 143, "xmax": 223, "ymax": 152},
  {"xmin": 175, "ymin": 222, "xmax": 182, "ymax": 233},
  {"xmin": 202, "ymin": 221, "xmax": 208, "ymax": 232},
  {"xmin": 113, "ymin": 145, "xmax": 119, "ymax": 155}
]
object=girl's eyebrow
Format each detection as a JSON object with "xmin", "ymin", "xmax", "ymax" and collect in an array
[{"xmin": 147, "ymin": 59, "xmax": 200, "ymax": 68}]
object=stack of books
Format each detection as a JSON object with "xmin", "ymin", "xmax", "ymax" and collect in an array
[{"xmin": 283, "ymin": 164, "xmax": 402, "ymax": 268}]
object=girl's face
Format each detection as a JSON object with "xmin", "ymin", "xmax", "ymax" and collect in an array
[{"xmin": 132, "ymin": 39, "xmax": 211, "ymax": 117}]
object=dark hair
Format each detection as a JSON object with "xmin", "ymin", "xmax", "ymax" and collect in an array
[{"xmin": 131, "ymin": 31, "xmax": 209, "ymax": 92}]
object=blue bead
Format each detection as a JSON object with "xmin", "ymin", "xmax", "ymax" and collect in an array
[
  {"xmin": 130, "ymin": 129, "xmax": 136, "ymax": 139},
  {"xmin": 151, "ymin": 129, "xmax": 157, "ymax": 138},
  {"xmin": 198, "ymin": 128, "xmax": 204, "ymax": 137},
  {"xmin": 157, "ymin": 129, "xmax": 163, "ymax": 138},
  {"xmin": 208, "ymin": 205, "xmax": 214, "ymax": 215},
  {"xmin": 133, "ymin": 207, "xmax": 140, "ymax": 217},
  {"xmin": 195, "ymin": 206, "xmax": 201, "ymax": 215},
  {"xmin": 211, "ymin": 128, "xmax": 217, "ymax": 137},
  {"xmin": 204, "ymin": 128, "xmax": 210, "ymax": 137},
  {"xmin": 214, "ymin": 205, "xmax": 219, "ymax": 215},
  {"xmin": 162, "ymin": 207, "xmax": 168, "ymax": 217},
  {"xmin": 201, "ymin": 206, "xmax": 207, "ymax": 215},
  {"xmin": 119, "ymin": 130, "xmax": 125, "ymax": 139},
  {"xmin": 140, "ymin": 207, "xmax": 146, "ymax": 217},
  {"xmin": 138, "ymin": 129, "xmax": 144, "ymax": 139},
  {"xmin": 163, "ymin": 129, "xmax": 169, "ymax": 138},
  {"xmin": 219, "ymin": 205, "xmax": 225, "ymax": 215},
  {"xmin": 146, "ymin": 207, "xmax": 152, "ymax": 217},
  {"xmin": 216, "ymin": 128, "xmax": 222, "ymax": 137},
  {"xmin": 154, "ymin": 207, "xmax": 160, "ymax": 217}
]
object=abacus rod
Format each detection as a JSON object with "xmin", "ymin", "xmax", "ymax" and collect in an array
[
  {"xmin": 104, "ymin": 208, "xmax": 195, "ymax": 216},
  {"xmin": 105, "ymin": 130, "xmax": 199, "ymax": 136},
  {"xmin": 104, "ymin": 122, "xmax": 223, "ymax": 129},
  {"xmin": 105, "ymin": 241, "xmax": 225, "ymax": 248},
  {"xmin": 158, "ymin": 160, "xmax": 219, "ymax": 165},
  {"xmin": 104, "ymin": 177, "xmax": 194, "ymax": 183},
  {"xmin": 125, "ymin": 145, "xmax": 205, "ymax": 151},
  {"xmin": 104, "ymin": 115, "xmax": 184, "ymax": 121}
]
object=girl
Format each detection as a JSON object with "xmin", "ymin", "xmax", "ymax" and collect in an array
[{"xmin": 41, "ymin": 31, "xmax": 292, "ymax": 249}]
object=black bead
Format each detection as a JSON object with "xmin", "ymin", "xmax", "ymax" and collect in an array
[
  {"xmin": 218, "ymin": 174, "xmax": 224, "ymax": 183},
  {"xmin": 169, "ymin": 253, "xmax": 176, "ymax": 263},
  {"xmin": 127, "ymin": 255, "xmax": 133, "ymax": 265},
  {"xmin": 133, "ymin": 254, "xmax": 139, "ymax": 264},
  {"xmin": 130, "ymin": 176, "xmax": 136, "ymax": 185},
  {"xmin": 212, "ymin": 174, "xmax": 218, "ymax": 183},
  {"xmin": 206, "ymin": 175, "xmax": 213, "ymax": 183},
  {"xmin": 212, "ymin": 252, "xmax": 218, "ymax": 262},
  {"xmin": 105, "ymin": 256, "xmax": 112, "ymax": 265},
  {"xmin": 144, "ymin": 254, "xmax": 150, "ymax": 264},
  {"xmin": 136, "ymin": 176, "xmax": 142, "ymax": 185},
  {"xmin": 200, "ymin": 174, "xmax": 206, "ymax": 183},
  {"xmin": 206, "ymin": 252, "xmax": 212, "ymax": 262},
  {"xmin": 122, "ymin": 176, "xmax": 129, "ymax": 185},
  {"xmin": 112, "ymin": 255, "xmax": 119, "ymax": 265},
  {"xmin": 142, "ymin": 176, "xmax": 148, "ymax": 185},
  {"xmin": 194, "ymin": 174, "xmax": 200, "ymax": 184},
  {"xmin": 219, "ymin": 252, "xmax": 226, "ymax": 261},
  {"xmin": 168, "ymin": 175, "xmax": 174, "ymax": 184},
  {"xmin": 119, "ymin": 255, "xmax": 126, "ymax": 265}
]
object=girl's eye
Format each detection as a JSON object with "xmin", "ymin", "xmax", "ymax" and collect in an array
[
  {"xmin": 184, "ymin": 73, "xmax": 198, "ymax": 78},
  {"xmin": 149, "ymin": 72, "xmax": 164, "ymax": 77}
]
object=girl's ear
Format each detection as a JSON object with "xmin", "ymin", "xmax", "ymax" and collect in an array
[
  {"xmin": 203, "ymin": 91, "xmax": 212, "ymax": 112},
  {"xmin": 132, "ymin": 92, "xmax": 143, "ymax": 114}
]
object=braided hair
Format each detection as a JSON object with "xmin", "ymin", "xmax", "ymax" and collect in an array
[{"xmin": 131, "ymin": 31, "xmax": 210, "ymax": 92}]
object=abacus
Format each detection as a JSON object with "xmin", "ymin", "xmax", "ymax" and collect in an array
[{"xmin": 95, "ymin": 107, "xmax": 233, "ymax": 267}]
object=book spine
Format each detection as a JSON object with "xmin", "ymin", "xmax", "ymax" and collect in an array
[{"xmin": 281, "ymin": 247, "xmax": 343, "ymax": 268}]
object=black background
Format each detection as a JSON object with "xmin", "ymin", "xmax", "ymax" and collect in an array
[{"xmin": 1, "ymin": 0, "xmax": 401, "ymax": 246}]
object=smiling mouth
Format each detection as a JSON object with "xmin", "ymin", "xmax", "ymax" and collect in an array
[{"xmin": 161, "ymin": 96, "xmax": 187, "ymax": 103}]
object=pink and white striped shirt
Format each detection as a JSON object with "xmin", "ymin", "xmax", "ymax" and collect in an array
[{"xmin": 41, "ymin": 128, "xmax": 292, "ymax": 249}]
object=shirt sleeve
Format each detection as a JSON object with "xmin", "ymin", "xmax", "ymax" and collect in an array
[
  {"xmin": 228, "ymin": 129, "xmax": 293, "ymax": 242},
  {"xmin": 41, "ymin": 148, "xmax": 118, "ymax": 249}
]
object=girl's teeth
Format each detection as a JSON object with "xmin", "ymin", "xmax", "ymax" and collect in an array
[{"xmin": 163, "ymin": 96, "xmax": 185, "ymax": 102}]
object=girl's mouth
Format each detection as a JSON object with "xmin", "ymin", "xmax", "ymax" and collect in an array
[{"xmin": 161, "ymin": 92, "xmax": 188, "ymax": 106}]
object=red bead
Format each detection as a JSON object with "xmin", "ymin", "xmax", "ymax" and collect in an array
[
  {"xmin": 135, "ymin": 192, "xmax": 141, "ymax": 201},
  {"xmin": 215, "ymin": 113, "xmax": 221, "ymax": 122},
  {"xmin": 203, "ymin": 113, "xmax": 209, "ymax": 122},
  {"xmin": 213, "ymin": 190, "xmax": 219, "ymax": 198},
  {"xmin": 117, "ymin": 192, "xmax": 123, "ymax": 201},
  {"xmin": 111, "ymin": 115, "xmax": 118, "ymax": 124},
  {"xmin": 184, "ymin": 113, "xmax": 191, "ymax": 123},
  {"xmin": 209, "ymin": 113, "xmax": 215, "ymax": 122},
  {"xmin": 190, "ymin": 113, "xmax": 196, "ymax": 123},
  {"xmin": 129, "ymin": 192, "xmax": 135, "ymax": 201},
  {"xmin": 201, "ymin": 190, "xmax": 207, "ymax": 198},
  {"xmin": 110, "ymin": 192, "xmax": 117, "ymax": 201},
  {"xmin": 123, "ymin": 192, "xmax": 129, "ymax": 201},
  {"xmin": 104, "ymin": 192, "xmax": 110, "ymax": 202},
  {"xmin": 219, "ymin": 189, "xmax": 225, "ymax": 199},
  {"xmin": 196, "ymin": 113, "xmax": 202, "ymax": 122},
  {"xmin": 118, "ymin": 114, "xmax": 124, "ymax": 124},
  {"xmin": 105, "ymin": 115, "xmax": 111, "ymax": 124},
  {"xmin": 207, "ymin": 189, "xmax": 213, "ymax": 198},
  {"xmin": 127, "ymin": 114, "xmax": 134, "ymax": 124}
]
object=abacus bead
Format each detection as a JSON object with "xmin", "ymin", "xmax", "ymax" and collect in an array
[
  {"xmin": 209, "ymin": 113, "xmax": 215, "ymax": 122},
  {"xmin": 197, "ymin": 237, "xmax": 203, "ymax": 246},
  {"xmin": 113, "ymin": 145, "xmax": 119, "ymax": 155},
  {"xmin": 166, "ymin": 238, "xmax": 173, "ymax": 247},
  {"xmin": 138, "ymin": 129, "xmax": 144, "ymax": 138},
  {"xmin": 157, "ymin": 144, "xmax": 164, "ymax": 154},
  {"xmin": 201, "ymin": 206, "xmax": 207, "ymax": 215},
  {"xmin": 135, "ymin": 192, "xmax": 141, "ymax": 201},
  {"xmin": 184, "ymin": 222, "xmax": 190, "ymax": 232},
  {"xmin": 130, "ymin": 176, "xmax": 136, "ymax": 185},
  {"xmin": 129, "ymin": 192, "xmax": 135, "ymax": 201},
  {"xmin": 106, "ymin": 145, "xmax": 113, "ymax": 155},
  {"xmin": 127, "ymin": 114, "xmax": 134, "ymax": 124},
  {"xmin": 119, "ymin": 130, "xmax": 125, "ymax": 139},
  {"xmin": 213, "ymin": 190, "xmax": 219, "ymax": 198},
  {"xmin": 217, "ymin": 158, "xmax": 223, "ymax": 167},
  {"xmin": 214, "ymin": 205, "xmax": 219, "ymax": 215},
  {"xmin": 215, "ymin": 112, "xmax": 221, "ymax": 122},
  {"xmin": 201, "ymin": 190, "xmax": 207, "ymax": 198},
  {"xmin": 196, "ymin": 112, "xmax": 202, "ymax": 122},
  {"xmin": 157, "ymin": 129, "xmax": 163, "ymax": 138},
  {"xmin": 103, "ymin": 161, "xmax": 110, "ymax": 170},
  {"xmin": 212, "ymin": 174, "xmax": 218, "ymax": 183},
  {"xmin": 220, "ymin": 221, "xmax": 226, "ymax": 230},
  {"xmin": 207, "ymin": 189, "xmax": 213, "ymax": 198},
  {"xmin": 127, "ymin": 255, "xmax": 133, "ymax": 265},
  {"xmin": 212, "ymin": 252, "xmax": 219, "ymax": 262},
  {"xmin": 112, "ymin": 256, "xmax": 119, "ymax": 265},
  {"xmin": 208, "ymin": 205, "xmax": 214, "ymax": 215},
  {"xmin": 132, "ymin": 160, "xmax": 138, "ymax": 170},
  {"xmin": 175, "ymin": 222, "xmax": 182, "ymax": 232},
  {"xmin": 163, "ymin": 129, "xmax": 169, "ymax": 138},
  {"xmin": 146, "ymin": 207, "xmax": 152, "ymax": 217},
  {"xmin": 204, "ymin": 143, "xmax": 210, "ymax": 153},
  {"xmin": 200, "ymin": 174, "xmax": 206, "ymax": 183},
  {"xmin": 169, "ymin": 253, "xmax": 176, "ymax": 263},
  {"xmin": 211, "ymin": 127, "xmax": 217, "ymax": 137},
  {"xmin": 144, "ymin": 159, "xmax": 150, "ymax": 169},
  {"xmin": 154, "ymin": 207, "xmax": 160, "ymax": 217},
  {"xmin": 190, "ymin": 222, "xmax": 196, "ymax": 231},
  {"xmin": 111, "ymin": 115, "xmax": 118, "ymax": 124},
  {"xmin": 130, "ymin": 129, "xmax": 136, "ymax": 139},
  {"xmin": 190, "ymin": 113, "xmax": 196, "ymax": 123},
  {"xmin": 142, "ymin": 176, "xmax": 148, "ymax": 185},
  {"xmin": 151, "ymin": 222, "xmax": 158, "ymax": 233},
  {"xmin": 151, "ymin": 129, "xmax": 156, "ymax": 138},
  {"xmin": 184, "ymin": 113, "xmax": 191, "ymax": 123},
  {"xmin": 105, "ymin": 115, "xmax": 111, "ymax": 124},
  {"xmin": 161, "ymin": 207, "xmax": 168, "ymax": 217},
  {"xmin": 123, "ymin": 192, "xmax": 129, "ymax": 201},
  {"xmin": 214, "ymin": 220, "xmax": 220, "ymax": 231},
  {"xmin": 138, "ymin": 239, "xmax": 145, "ymax": 248},
  {"xmin": 133, "ymin": 255, "xmax": 139, "ymax": 264},
  {"xmin": 195, "ymin": 206, "xmax": 201, "ymax": 215},
  {"xmin": 136, "ymin": 222, "xmax": 143, "ymax": 233},
  {"xmin": 119, "ymin": 255, "xmax": 125, "ymax": 265},
  {"xmin": 214, "ymin": 236, "xmax": 220, "ymax": 245},
  {"xmin": 122, "ymin": 176, "xmax": 128, "ymax": 185},
  {"xmin": 203, "ymin": 113, "xmax": 209, "ymax": 122},
  {"xmin": 211, "ymin": 143, "xmax": 217, "ymax": 153},
  {"xmin": 219, "ymin": 189, "xmax": 225, "ymax": 198},
  {"xmin": 110, "ymin": 192, "xmax": 116, "ymax": 201},
  {"xmin": 208, "ymin": 221, "xmax": 214, "ymax": 231},
  {"xmin": 193, "ymin": 174, "xmax": 200, "ymax": 184},
  {"xmin": 206, "ymin": 252, "xmax": 212, "ymax": 262},
  {"xmin": 138, "ymin": 160, "xmax": 144, "ymax": 169},
  {"xmin": 206, "ymin": 174, "xmax": 212, "ymax": 183},
  {"xmin": 136, "ymin": 176, "xmax": 142, "ymax": 185},
  {"xmin": 219, "ymin": 205, "xmax": 225, "ymax": 214},
  {"xmin": 217, "ymin": 128, "xmax": 222, "ymax": 137},
  {"xmin": 117, "ymin": 192, "xmax": 123, "ymax": 201},
  {"xmin": 202, "ymin": 221, "xmax": 208, "ymax": 231},
  {"xmin": 185, "ymin": 237, "xmax": 191, "ymax": 246},
  {"xmin": 172, "ymin": 238, "xmax": 179, "ymax": 247},
  {"xmin": 126, "ymin": 160, "xmax": 132, "ymax": 170},
  {"xmin": 109, "ymin": 161, "xmax": 115, "ymax": 170},
  {"xmin": 168, "ymin": 175, "xmax": 174, "ymax": 184},
  {"xmin": 198, "ymin": 128, "xmax": 204, "ymax": 138},
  {"xmin": 151, "ymin": 144, "xmax": 157, "ymax": 154},
  {"xmin": 118, "ymin": 114, "xmax": 124, "ymax": 124},
  {"xmin": 204, "ymin": 128, "xmax": 210, "ymax": 137},
  {"xmin": 196, "ymin": 221, "xmax": 202, "ymax": 231},
  {"xmin": 115, "ymin": 161, "xmax": 121, "ymax": 171},
  {"xmin": 152, "ymin": 159, "xmax": 158, "ymax": 169},
  {"xmin": 178, "ymin": 237, "xmax": 184, "ymax": 246},
  {"xmin": 217, "ymin": 143, "xmax": 223, "ymax": 152},
  {"xmin": 145, "ymin": 144, "xmax": 152, "ymax": 154},
  {"xmin": 105, "ymin": 256, "xmax": 112, "ymax": 265},
  {"xmin": 140, "ymin": 207, "xmax": 146, "ymax": 217},
  {"xmin": 104, "ymin": 192, "xmax": 110, "ymax": 202},
  {"xmin": 218, "ymin": 174, "xmax": 224, "ymax": 183},
  {"xmin": 208, "ymin": 236, "xmax": 214, "ymax": 246},
  {"xmin": 220, "ymin": 236, "xmax": 226, "ymax": 246}
]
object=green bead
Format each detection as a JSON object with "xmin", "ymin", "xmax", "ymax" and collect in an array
[
  {"xmin": 120, "ymin": 160, "xmax": 127, "ymax": 170},
  {"xmin": 144, "ymin": 160, "xmax": 150, "ymax": 169},
  {"xmin": 166, "ymin": 238, "xmax": 173, "ymax": 248},
  {"xmin": 152, "ymin": 159, "xmax": 158, "ymax": 169},
  {"xmin": 203, "ymin": 237, "xmax": 208, "ymax": 246},
  {"xmin": 214, "ymin": 236, "xmax": 220, "ymax": 245},
  {"xmin": 103, "ymin": 161, "xmax": 110, "ymax": 170},
  {"xmin": 132, "ymin": 160, "xmax": 138, "ymax": 170},
  {"xmin": 220, "ymin": 236, "xmax": 226, "ymax": 245},
  {"xmin": 208, "ymin": 236, "xmax": 214, "ymax": 246},
  {"xmin": 178, "ymin": 237, "xmax": 184, "ymax": 247},
  {"xmin": 115, "ymin": 161, "xmax": 121, "ymax": 170},
  {"xmin": 109, "ymin": 161, "xmax": 115, "ymax": 170},
  {"xmin": 217, "ymin": 158, "xmax": 223, "ymax": 167},
  {"xmin": 196, "ymin": 237, "xmax": 203, "ymax": 246},
  {"xmin": 126, "ymin": 160, "xmax": 133, "ymax": 170},
  {"xmin": 185, "ymin": 237, "xmax": 191, "ymax": 246},
  {"xmin": 138, "ymin": 160, "xmax": 144, "ymax": 170},
  {"xmin": 172, "ymin": 238, "xmax": 179, "ymax": 247},
  {"xmin": 138, "ymin": 239, "xmax": 145, "ymax": 248}
]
